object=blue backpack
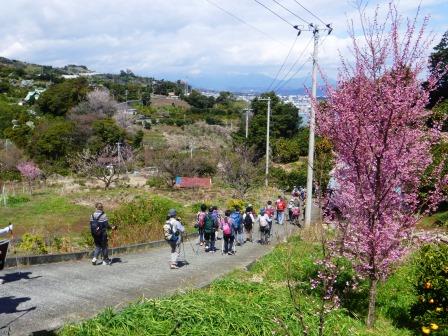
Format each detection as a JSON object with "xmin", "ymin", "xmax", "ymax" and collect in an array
[{"xmin": 230, "ymin": 211, "xmax": 241, "ymax": 230}]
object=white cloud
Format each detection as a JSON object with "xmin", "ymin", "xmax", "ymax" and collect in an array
[{"xmin": 0, "ymin": 0, "xmax": 446, "ymax": 88}]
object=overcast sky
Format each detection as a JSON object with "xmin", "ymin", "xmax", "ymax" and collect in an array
[{"xmin": 1, "ymin": 0, "xmax": 447, "ymax": 88}]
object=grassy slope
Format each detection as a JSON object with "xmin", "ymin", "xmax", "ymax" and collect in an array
[
  {"xmin": 0, "ymin": 190, "xmax": 91, "ymax": 236},
  {"xmin": 0, "ymin": 183, "xmax": 279, "ymax": 253},
  {"xmin": 59, "ymin": 236, "xmax": 416, "ymax": 336}
]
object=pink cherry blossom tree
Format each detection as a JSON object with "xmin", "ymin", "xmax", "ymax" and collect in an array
[
  {"xmin": 17, "ymin": 161, "xmax": 42, "ymax": 194},
  {"xmin": 316, "ymin": 5, "xmax": 447, "ymax": 327}
]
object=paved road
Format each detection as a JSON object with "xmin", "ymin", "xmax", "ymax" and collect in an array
[{"xmin": 0, "ymin": 220, "xmax": 304, "ymax": 336}]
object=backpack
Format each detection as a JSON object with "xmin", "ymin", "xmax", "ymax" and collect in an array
[
  {"xmin": 292, "ymin": 207, "xmax": 300, "ymax": 216},
  {"xmin": 277, "ymin": 200, "xmax": 286, "ymax": 211},
  {"xmin": 230, "ymin": 212, "xmax": 241, "ymax": 230},
  {"xmin": 222, "ymin": 217, "xmax": 232, "ymax": 236},
  {"xmin": 197, "ymin": 212, "xmax": 206, "ymax": 228},
  {"xmin": 163, "ymin": 220, "xmax": 177, "ymax": 241},
  {"xmin": 90, "ymin": 212, "xmax": 104, "ymax": 237},
  {"xmin": 265, "ymin": 207, "xmax": 274, "ymax": 218},
  {"xmin": 259, "ymin": 215, "xmax": 268, "ymax": 227},
  {"xmin": 244, "ymin": 213, "xmax": 253, "ymax": 229},
  {"xmin": 204, "ymin": 214, "xmax": 215, "ymax": 233}
]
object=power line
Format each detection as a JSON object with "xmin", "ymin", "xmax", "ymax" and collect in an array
[
  {"xmin": 271, "ymin": 0, "xmax": 310, "ymax": 25},
  {"xmin": 274, "ymin": 33, "xmax": 329, "ymax": 92},
  {"xmin": 267, "ymin": 32, "xmax": 300, "ymax": 91},
  {"xmin": 252, "ymin": 0, "xmax": 295, "ymax": 27},
  {"xmin": 291, "ymin": 0, "xmax": 328, "ymax": 26},
  {"xmin": 204, "ymin": 0, "xmax": 286, "ymax": 46},
  {"xmin": 272, "ymin": 36, "xmax": 313, "ymax": 91}
]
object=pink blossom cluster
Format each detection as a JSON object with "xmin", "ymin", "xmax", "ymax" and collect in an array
[
  {"xmin": 316, "ymin": 7, "xmax": 447, "ymax": 281},
  {"xmin": 16, "ymin": 161, "xmax": 41, "ymax": 181}
]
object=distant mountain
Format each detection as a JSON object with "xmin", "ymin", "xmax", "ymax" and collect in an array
[
  {"xmin": 0, "ymin": 57, "xmax": 94, "ymax": 75},
  {"xmin": 188, "ymin": 72, "xmax": 332, "ymax": 95},
  {"xmin": 0, "ymin": 56, "xmax": 332, "ymax": 95}
]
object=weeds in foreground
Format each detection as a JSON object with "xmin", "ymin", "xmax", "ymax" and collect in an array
[{"xmin": 59, "ymin": 235, "xmax": 417, "ymax": 336}]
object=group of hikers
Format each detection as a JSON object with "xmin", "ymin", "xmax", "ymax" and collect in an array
[
  {"xmin": 0, "ymin": 186, "xmax": 308, "ymax": 272},
  {"xmin": 163, "ymin": 186, "xmax": 308, "ymax": 269}
]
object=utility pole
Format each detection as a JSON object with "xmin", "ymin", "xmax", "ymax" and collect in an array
[
  {"xmin": 304, "ymin": 26, "xmax": 319, "ymax": 228},
  {"xmin": 258, "ymin": 98, "xmax": 271, "ymax": 187},
  {"xmin": 125, "ymin": 90, "xmax": 128, "ymax": 112},
  {"xmin": 117, "ymin": 142, "xmax": 128, "ymax": 174},
  {"xmin": 243, "ymin": 108, "xmax": 252, "ymax": 139},
  {"xmin": 295, "ymin": 23, "xmax": 331, "ymax": 227}
]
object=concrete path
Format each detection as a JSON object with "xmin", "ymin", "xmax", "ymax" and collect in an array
[{"xmin": 0, "ymin": 221, "xmax": 302, "ymax": 336}]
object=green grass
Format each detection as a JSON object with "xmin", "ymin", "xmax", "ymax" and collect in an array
[
  {"xmin": 0, "ymin": 190, "xmax": 91, "ymax": 236},
  {"xmin": 59, "ymin": 236, "xmax": 418, "ymax": 336},
  {"xmin": 417, "ymin": 210, "xmax": 448, "ymax": 229},
  {"xmin": 142, "ymin": 129, "xmax": 167, "ymax": 150}
]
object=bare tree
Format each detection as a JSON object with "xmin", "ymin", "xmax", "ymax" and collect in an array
[
  {"xmin": 68, "ymin": 88, "xmax": 121, "ymax": 144},
  {"xmin": 72, "ymin": 144, "xmax": 133, "ymax": 189},
  {"xmin": 0, "ymin": 141, "xmax": 23, "ymax": 172},
  {"xmin": 220, "ymin": 146, "xmax": 262, "ymax": 198},
  {"xmin": 114, "ymin": 108, "xmax": 134, "ymax": 129}
]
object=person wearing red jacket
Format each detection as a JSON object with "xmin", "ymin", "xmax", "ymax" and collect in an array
[{"xmin": 275, "ymin": 196, "xmax": 286, "ymax": 225}]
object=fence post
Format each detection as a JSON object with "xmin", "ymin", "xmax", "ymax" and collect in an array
[{"xmin": 2, "ymin": 184, "xmax": 7, "ymax": 207}]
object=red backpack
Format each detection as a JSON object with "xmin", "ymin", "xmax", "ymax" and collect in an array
[{"xmin": 277, "ymin": 200, "xmax": 286, "ymax": 211}]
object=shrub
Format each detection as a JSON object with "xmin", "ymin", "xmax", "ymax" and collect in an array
[
  {"xmin": 270, "ymin": 167, "xmax": 306, "ymax": 191},
  {"xmin": 0, "ymin": 170, "xmax": 22, "ymax": 181},
  {"xmin": 109, "ymin": 196, "xmax": 191, "ymax": 244},
  {"xmin": 53, "ymin": 236, "xmax": 73, "ymax": 253},
  {"xmin": 433, "ymin": 211, "xmax": 448, "ymax": 228},
  {"xmin": 6, "ymin": 195, "xmax": 30, "ymax": 206},
  {"xmin": 272, "ymin": 138, "xmax": 301, "ymax": 163},
  {"xmin": 410, "ymin": 243, "xmax": 448, "ymax": 334},
  {"xmin": 17, "ymin": 233, "xmax": 48, "ymax": 254},
  {"xmin": 226, "ymin": 198, "xmax": 245, "ymax": 211},
  {"xmin": 146, "ymin": 176, "xmax": 166, "ymax": 188},
  {"xmin": 79, "ymin": 229, "xmax": 94, "ymax": 248},
  {"xmin": 205, "ymin": 116, "xmax": 224, "ymax": 126}
]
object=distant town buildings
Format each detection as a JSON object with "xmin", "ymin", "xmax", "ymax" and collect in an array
[
  {"xmin": 233, "ymin": 92, "xmax": 313, "ymax": 127},
  {"xmin": 278, "ymin": 95, "xmax": 311, "ymax": 127},
  {"xmin": 201, "ymin": 90, "xmax": 315, "ymax": 127}
]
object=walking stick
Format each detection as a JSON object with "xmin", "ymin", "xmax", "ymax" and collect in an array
[{"xmin": 180, "ymin": 234, "xmax": 189, "ymax": 265}]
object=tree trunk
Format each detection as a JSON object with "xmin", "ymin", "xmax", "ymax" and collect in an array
[{"xmin": 366, "ymin": 278, "xmax": 378, "ymax": 328}]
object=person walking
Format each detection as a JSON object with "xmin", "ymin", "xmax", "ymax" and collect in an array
[
  {"xmin": 275, "ymin": 196, "xmax": 286, "ymax": 225},
  {"xmin": 90, "ymin": 202, "xmax": 116, "ymax": 266},
  {"xmin": 204, "ymin": 207, "xmax": 218, "ymax": 252},
  {"xmin": 230, "ymin": 206, "xmax": 244, "ymax": 246},
  {"xmin": 163, "ymin": 209, "xmax": 185, "ymax": 269},
  {"xmin": 265, "ymin": 201, "xmax": 275, "ymax": 232},
  {"xmin": 257, "ymin": 208, "xmax": 270, "ymax": 244},
  {"xmin": 195, "ymin": 204, "xmax": 207, "ymax": 246},
  {"xmin": 243, "ymin": 206, "xmax": 255, "ymax": 242},
  {"xmin": 220, "ymin": 210, "xmax": 235, "ymax": 255},
  {"xmin": 211, "ymin": 206, "xmax": 222, "ymax": 241},
  {"xmin": 287, "ymin": 198, "xmax": 295, "ymax": 222}
]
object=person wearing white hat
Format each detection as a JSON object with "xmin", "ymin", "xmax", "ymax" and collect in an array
[{"xmin": 163, "ymin": 209, "xmax": 185, "ymax": 269}]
